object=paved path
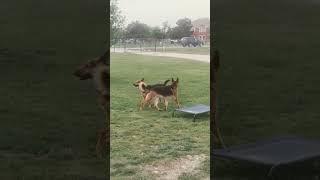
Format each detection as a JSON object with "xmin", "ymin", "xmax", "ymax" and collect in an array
[{"xmin": 110, "ymin": 48, "xmax": 210, "ymax": 63}]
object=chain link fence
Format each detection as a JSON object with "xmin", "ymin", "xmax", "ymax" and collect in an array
[{"xmin": 110, "ymin": 38, "xmax": 210, "ymax": 53}]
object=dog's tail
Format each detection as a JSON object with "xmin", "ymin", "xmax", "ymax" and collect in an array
[{"xmin": 163, "ymin": 79, "xmax": 170, "ymax": 86}]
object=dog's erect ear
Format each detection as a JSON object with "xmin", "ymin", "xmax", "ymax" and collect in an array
[
  {"xmin": 176, "ymin": 78, "xmax": 179, "ymax": 82},
  {"xmin": 141, "ymin": 78, "xmax": 144, "ymax": 82}
]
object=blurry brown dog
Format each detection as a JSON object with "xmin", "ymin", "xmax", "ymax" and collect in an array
[
  {"xmin": 140, "ymin": 78, "xmax": 180, "ymax": 111},
  {"xmin": 73, "ymin": 51, "xmax": 109, "ymax": 158}
]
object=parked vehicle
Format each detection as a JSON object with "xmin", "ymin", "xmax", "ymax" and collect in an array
[
  {"xmin": 180, "ymin": 37, "xmax": 203, "ymax": 47},
  {"xmin": 170, "ymin": 39, "xmax": 179, "ymax": 44}
]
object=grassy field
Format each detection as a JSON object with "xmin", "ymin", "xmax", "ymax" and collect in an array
[
  {"xmin": 160, "ymin": 47, "xmax": 210, "ymax": 55},
  {"xmin": 0, "ymin": 0, "xmax": 108, "ymax": 179},
  {"xmin": 110, "ymin": 53, "xmax": 210, "ymax": 179},
  {"xmin": 214, "ymin": 0, "xmax": 320, "ymax": 179}
]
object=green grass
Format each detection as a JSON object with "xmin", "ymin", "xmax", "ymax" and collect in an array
[
  {"xmin": 161, "ymin": 47, "xmax": 209, "ymax": 55},
  {"xmin": 214, "ymin": 0, "xmax": 320, "ymax": 179},
  {"xmin": 0, "ymin": 0, "xmax": 107, "ymax": 179},
  {"xmin": 110, "ymin": 53, "xmax": 210, "ymax": 179}
]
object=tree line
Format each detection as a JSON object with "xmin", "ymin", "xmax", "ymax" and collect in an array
[{"xmin": 110, "ymin": 0, "xmax": 193, "ymax": 44}]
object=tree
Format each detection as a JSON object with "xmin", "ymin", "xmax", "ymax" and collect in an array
[
  {"xmin": 151, "ymin": 26, "xmax": 164, "ymax": 39},
  {"xmin": 168, "ymin": 27, "xmax": 181, "ymax": 39},
  {"xmin": 110, "ymin": 0, "xmax": 125, "ymax": 43},
  {"xmin": 161, "ymin": 21, "xmax": 170, "ymax": 38},
  {"xmin": 125, "ymin": 21, "xmax": 151, "ymax": 39},
  {"xmin": 168, "ymin": 18, "xmax": 193, "ymax": 39}
]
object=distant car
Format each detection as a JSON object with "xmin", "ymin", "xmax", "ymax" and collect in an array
[
  {"xmin": 125, "ymin": 39, "xmax": 135, "ymax": 44},
  {"xmin": 180, "ymin": 37, "xmax": 202, "ymax": 47},
  {"xmin": 170, "ymin": 39, "xmax": 179, "ymax": 44}
]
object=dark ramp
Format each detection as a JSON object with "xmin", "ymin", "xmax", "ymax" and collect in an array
[
  {"xmin": 172, "ymin": 104, "xmax": 210, "ymax": 121},
  {"xmin": 213, "ymin": 136, "xmax": 320, "ymax": 176}
]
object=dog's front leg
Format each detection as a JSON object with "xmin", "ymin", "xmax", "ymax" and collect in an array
[
  {"xmin": 96, "ymin": 128, "xmax": 107, "ymax": 158},
  {"xmin": 164, "ymin": 98, "xmax": 169, "ymax": 111},
  {"xmin": 139, "ymin": 97, "xmax": 145, "ymax": 109},
  {"xmin": 139, "ymin": 101, "xmax": 145, "ymax": 111},
  {"xmin": 173, "ymin": 94, "xmax": 181, "ymax": 108},
  {"xmin": 96, "ymin": 95, "xmax": 109, "ymax": 158},
  {"xmin": 176, "ymin": 98, "xmax": 181, "ymax": 108},
  {"xmin": 153, "ymin": 96, "xmax": 161, "ymax": 111},
  {"xmin": 140, "ymin": 93, "xmax": 153, "ymax": 111},
  {"xmin": 140, "ymin": 98, "xmax": 148, "ymax": 111}
]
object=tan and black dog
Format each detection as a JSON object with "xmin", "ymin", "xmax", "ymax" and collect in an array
[
  {"xmin": 133, "ymin": 78, "xmax": 169, "ymax": 110},
  {"xmin": 73, "ymin": 51, "xmax": 109, "ymax": 158},
  {"xmin": 133, "ymin": 78, "xmax": 170, "ymax": 98},
  {"xmin": 140, "ymin": 78, "xmax": 181, "ymax": 111}
]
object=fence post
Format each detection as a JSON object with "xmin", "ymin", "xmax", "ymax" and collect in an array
[
  {"xmin": 162, "ymin": 39, "xmax": 165, "ymax": 52},
  {"xmin": 154, "ymin": 39, "xmax": 157, "ymax": 52},
  {"xmin": 160, "ymin": 39, "xmax": 162, "ymax": 52}
]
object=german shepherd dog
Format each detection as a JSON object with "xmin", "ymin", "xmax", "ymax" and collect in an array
[
  {"xmin": 140, "ymin": 78, "xmax": 180, "ymax": 111},
  {"xmin": 73, "ymin": 51, "xmax": 109, "ymax": 158},
  {"xmin": 133, "ymin": 78, "xmax": 170, "ymax": 110}
]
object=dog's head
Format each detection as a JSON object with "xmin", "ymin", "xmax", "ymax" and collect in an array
[
  {"xmin": 133, "ymin": 78, "xmax": 148, "ymax": 93},
  {"xmin": 133, "ymin": 78, "xmax": 144, "ymax": 87},
  {"xmin": 171, "ymin": 77, "xmax": 179, "ymax": 88},
  {"xmin": 73, "ymin": 52, "xmax": 108, "ymax": 80}
]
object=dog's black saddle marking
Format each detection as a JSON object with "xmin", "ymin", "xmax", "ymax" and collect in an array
[{"xmin": 146, "ymin": 80, "xmax": 170, "ymax": 90}]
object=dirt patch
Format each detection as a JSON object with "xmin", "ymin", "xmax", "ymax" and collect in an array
[{"xmin": 143, "ymin": 154, "xmax": 208, "ymax": 180}]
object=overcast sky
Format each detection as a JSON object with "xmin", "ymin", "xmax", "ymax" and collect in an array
[{"xmin": 117, "ymin": 0, "xmax": 210, "ymax": 27}]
